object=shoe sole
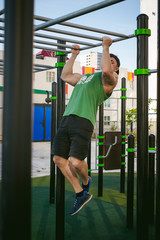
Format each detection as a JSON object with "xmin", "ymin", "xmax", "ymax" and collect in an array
[{"xmin": 70, "ymin": 195, "xmax": 93, "ymax": 216}]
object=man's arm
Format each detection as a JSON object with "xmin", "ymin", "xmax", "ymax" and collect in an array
[
  {"xmin": 101, "ymin": 37, "xmax": 118, "ymax": 94},
  {"xmin": 61, "ymin": 45, "xmax": 82, "ymax": 86}
]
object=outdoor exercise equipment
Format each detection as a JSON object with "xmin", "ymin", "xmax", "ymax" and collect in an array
[
  {"xmin": 1, "ymin": 0, "xmax": 160, "ymax": 240},
  {"xmin": 1, "ymin": 1, "xmax": 33, "ymax": 239}
]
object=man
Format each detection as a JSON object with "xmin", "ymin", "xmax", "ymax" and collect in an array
[{"xmin": 52, "ymin": 36, "xmax": 120, "ymax": 216}]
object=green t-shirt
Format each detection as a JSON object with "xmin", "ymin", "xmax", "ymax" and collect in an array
[{"xmin": 63, "ymin": 72, "xmax": 112, "ymax": 126}]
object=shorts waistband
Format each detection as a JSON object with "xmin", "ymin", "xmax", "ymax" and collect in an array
[{"xmin": 61, "ymin": 114, "xmax": 93, "ymax": 131}]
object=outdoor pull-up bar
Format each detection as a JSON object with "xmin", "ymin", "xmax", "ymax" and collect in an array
[
  {"xmin": 79, "ymin": 33, "xmax": 135, "ymax": 51},
  {"xmin": 35, "ymin": 15, "xmax": 129, "ymax": 38},
  {"xmin": 35, "ymin": 0, "xmax": 125, "ymax": 31},
  {"xmin": 0, "ymin": 9, "xmax": 5, "ymax": 16},
  {"xmin": 41, "ymin": 26, "xmax": 103, "ymax": 42},
  {"xmin": 34, "ymin": 32, "xmax": 97, "ymax": 46}
]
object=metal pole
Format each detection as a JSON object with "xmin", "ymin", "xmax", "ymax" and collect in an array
[
  {"xmin": 156, "ymin": 0, "xmax": 160, "ymax": 238},
  {"xmin": 127, "ymin": 134, "xmax": 135, "ymax": 229},
  {"xmin": 35, "ymin": 0, "xmax": 125, "ymax": 31},
  {"xmin": 148, "ymin": 134, "xmax": 155, "ymax": 225},
  {"xmin": 1, "ymin": 0, "xmax": 33, "ymax": 239},
  {"xmin": 120, "ymin": 77, "xmax": 126, "ymax": 193},
  {"xmin": 87, "ymin": 141, "xmax": 91, "ymax": 176},
  {"xmin": 98, "ymin": 103, "xmax": 104, "ymax": 197},
  {"xmin": 136, "ymin": 14, "xmax": 149, "ymax": 240},
  {"xmin": 56, "ymin": 41, "xmax": 66, "ymax": 240},
  {"xmin": 50, "ymin": 82, "xmax": 57, "ymax": 204}
]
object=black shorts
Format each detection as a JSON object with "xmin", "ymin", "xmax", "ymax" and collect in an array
[{"xmin": 51, "ymin": 115, "xmax": 93, "ymax": 160}]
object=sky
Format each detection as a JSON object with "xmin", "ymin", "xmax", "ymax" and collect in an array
[{"xmin": 0, "ymin": 0, "xmax": 140, "ymax": 72}]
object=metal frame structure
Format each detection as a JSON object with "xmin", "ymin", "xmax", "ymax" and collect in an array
[
  {"xmin": 156, "ymin": 1, "xmax": 160, "ymax": 239},
  {"xmin": 1, "ymin": 1, "xmax": 34, "ymax": 240},
  {"xmin": 0, "ymin": 0, "xmax": 159, "ymax": 240}
]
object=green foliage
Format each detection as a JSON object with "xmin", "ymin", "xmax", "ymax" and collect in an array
[
  {"xmin": 110, "ymin": 122, "xmax": 117, "ymax": 131},
  {"xmin": 126, "ymin": 98, "xmax": 155, "ymax": 135}
]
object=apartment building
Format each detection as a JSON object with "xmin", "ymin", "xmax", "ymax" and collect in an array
[{"xmin": 80, "ymin": 52, "xmax": 102, "ymax": 70}]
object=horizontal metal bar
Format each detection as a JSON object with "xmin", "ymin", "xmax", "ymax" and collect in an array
[
  {"xmin": 33, "ymin": 44, "xmax": 71, "ymax": 53},
  {"xmin": 34, "ymin": 67, "xmax": 56, "ymax": 73},
  {"xmin": 34, "ymin": 38, "xmax": 75, "ymax": 49},
  {"xmin": 34, "ymin": 67, "xmax": 52, "ymax": 72},
  {"xmin": 0, "ymin": 64, "xmax": 55, "ymax": 71},
  {"xmin": 35, "ymin": 0, "xmax": 124, "ymax": 31},
  {"xmin": 126, "ymin": 112, "xmax": 157, "ymax": 115},
  {"xmin": 104, "ymin": 108, "xmax": 118, "ymax": 111},
  {"xmin": 149, "ymin": 69, "xmax": 157, "ymax": 74},
  {"xmin": 126, "ymin": 113, "xmax": 137, "ymax": 115},
  {"xmin": 134, "ymin": 148, "xmax": 157, "ymax": 154},
  {"xmin": 113, "ymin": 89, "xmax": 122, "ymax": 91},
  {"xmin": 113, "ymin": 34, "xmax": 135, "ymax": 42},
  {"xmin": 34, "ymin": 63, "xmax": 55, "ymax": 69},
  {"xmin": 34, "ymin": 32, "xmax": 96, "ymax": 46},
  {"xmin": 42, "ymin": 26, "xmax": 102, "ymax": 41},
  {"xmin": 79, "ymin": 34, "xmax": 135, "ymax": 51},
  {"xmin": 59, "ymin": 22, "xmax": 128, "ymax": 38},
  {"xmin": 0, "ymin": 17, "xmax": 4, "ymax": 22},
  {"xmin": 34, "ymin": 15, "xmax": 128, "ymax": 38},
  {"xmin": 0, "ymin": 60, "xmax": 55, "ymax": 70},
  {"xmin": 0, "ymin": 9, "xmax": 5, "ymax": 16}
]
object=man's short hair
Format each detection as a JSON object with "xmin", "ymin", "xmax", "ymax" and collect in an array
[{"xmin": 110, "ymin": 53, "xmax": 120, "ymax": 75}]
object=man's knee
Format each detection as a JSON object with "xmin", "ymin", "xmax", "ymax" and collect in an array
[
  {"xmin": 53, "ymin": 155, "xmax": 67, "ymax": 167},
  {"xmin": 70, "ymin": 157, "xmax": 82, "ymax": 170},
  {"xmin": 53, "ymin": 155, "xmax": 61, "ymax": 165}
]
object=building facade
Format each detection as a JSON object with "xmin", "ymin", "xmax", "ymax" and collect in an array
[{"xmin": 80, "ymin": 52, "xmax": 102, "ymax": 70}]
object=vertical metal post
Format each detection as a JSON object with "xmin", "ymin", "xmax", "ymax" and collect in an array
[
  {"xmin": 156, "ymin": 0, "xmax": 160, "ymax": 238},
  {"xmin": 1, "ymin": 0, "xmax": 33, "ymax": 239},
  {"xmin": 98, "ymin": 103, "xmax": 104, "ymax": 197},
  {"xmin": 120, "ymin": 77, "xmax": 126, "ymax": 193},
  {"xmin": 148, "ymin": 134, "xmax": 155, "ymax": 225},
  {"xmin": 136, "ymin": 14, "xmax": 149, "ymax": 240},
  {"xmin": 56, "ymin": 42, "xmax": 66, "ymax": 240},
  {"xmin": 87, "ymin": 141, "xmax": 91, "ymax": 176},
  {"xmin": 127, "ymin": 134, "xmax": 135, "ymax": 229},
  {"xmin": 50, "ymin": 82, "xmax": 57, "ymax": 204}
]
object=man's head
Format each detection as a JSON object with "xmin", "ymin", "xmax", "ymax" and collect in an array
[{"xmin": 110, "ymin": 53, "xmax": 120, "ymax": 75}]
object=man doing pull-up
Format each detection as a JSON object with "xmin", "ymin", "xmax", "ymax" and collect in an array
[{"xmin": 52, "ymin": 36, "xmax": 120, "ymax": 216}]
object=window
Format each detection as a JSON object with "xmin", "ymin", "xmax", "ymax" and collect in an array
[
  {"xmin": 104, "ymin": 98, "xmax": 110, "ymax": 107},
  {"xmin": 104, "ymin": 116, "xmax": 110, "ymax": 125},
  {"xmin": 46, "ymin": 71, "xmax": 55, "ymax": 82}
]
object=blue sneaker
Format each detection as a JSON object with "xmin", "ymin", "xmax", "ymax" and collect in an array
[
  {"xmin": 70, "ymin": 191, "xmax": 92, "ymax": 216},
  {"xmin": 82, "ymin": 176, "xmax": 92, "ymax": 192}
]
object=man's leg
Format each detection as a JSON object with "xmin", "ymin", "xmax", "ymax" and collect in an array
[
  {"xmin": 70, "ymin": 157, "xmax": 89, "ymax": 186},
  {"xmin": 54, "ymin": 155, "xmax": 92, "ymax": 216},
  {"xmin": 53, "ymin": 155, "xmax": 83, "ymax": 193}
]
